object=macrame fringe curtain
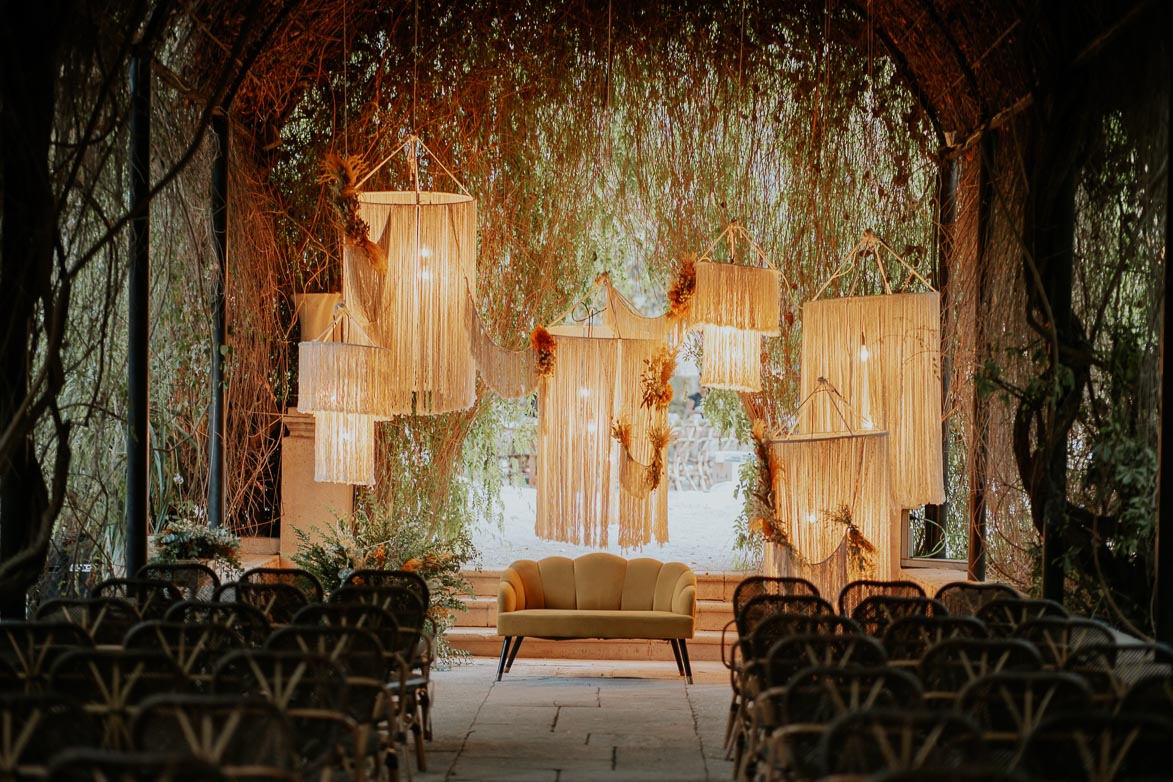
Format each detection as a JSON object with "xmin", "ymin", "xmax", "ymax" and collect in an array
[
  {"xmin": 614, "ymin": 338, "xmax": 670, "ymax": 547},
  {"xmin": 313, "ymin": 412, "xmax": 376, "ymax": 485},
  {"xmin": 601, "ymin": 277, "xmax": 686, "ymax": 345},
  {"xmin": 798, "ymin": 292, "xmax": 944, "ymax": 508},
  {"xmin": 765, "ymin": 431, "xmax": 896, "ymax": 597},
  {"xmin": 463, "ymin": 293, "xmax": 536, "ymax": 398},
  {"xmin": 344, "ymin": 190, "xmax": 478, "ymax": 415},
  {"xmin": 536, "ymin": 335, "xmax": 619, "ymax": 547}
]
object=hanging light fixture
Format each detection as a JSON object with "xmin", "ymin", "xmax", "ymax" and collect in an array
[
  {"xmin": 689, "ymin": 226, "xmax": 784, "ymax": 392},
  {"xmin": 312, "ymin": 412, "xmax": 377, "ymax": 485},
  {"xmin": 342, "ymin": 137, "xmax": 477, "ymax": 416}
]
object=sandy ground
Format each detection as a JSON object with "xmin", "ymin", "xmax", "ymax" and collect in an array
[{"xmin": 471, "ymin": 481, "xmax": 752, "ymax": 574}]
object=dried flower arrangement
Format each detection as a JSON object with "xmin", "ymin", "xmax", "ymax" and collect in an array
[
  {"xmin": 666, "ymin": 255, "xmax": 697, "ymax": 320},
  {"xmin": 639, "ymin": 346, "xmax": 676, "ymax": 410},
  {"xmin": 823, "ymin": 503, "xmax": 877, "ymax": 579},
  {"xmin": 611, "ymin": 417, "xmax": 674, "ymax": 492},
  {"xmin": 319, "ymin": 152, "xmax": 387, "ymax": 273},
  {"xmin": 531, "ymin": 326, "xmax": 557, "ymax": 377}
]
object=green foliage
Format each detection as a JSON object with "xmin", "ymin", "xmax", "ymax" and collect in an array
[
  {"xmin": 293, "ymin": 505, "xmax": 477, "ymax": 666},
  {"xmin": 151, "ymin": 509, "xmax": 242, "ymax": 572}
]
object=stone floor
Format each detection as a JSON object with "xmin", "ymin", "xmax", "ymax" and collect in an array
[{"xmin": 412, "ymin": 658, "xmax": 735, "ymax": 782}]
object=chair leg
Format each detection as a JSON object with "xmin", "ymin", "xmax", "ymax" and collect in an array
[
  {"xmin": 669, "ymin": 639, "xmax": 685, "ymax": 676},
  {"xmin": 505, "ymin": 636, "xmax": 524, "ymax": 673},
  {"xmin": 679, "ymin": 639, "xmax": 693, "ymax": 684},
  {"xmin": 495, "ymin": 636, "xmax": 512, "ymax": 681}
]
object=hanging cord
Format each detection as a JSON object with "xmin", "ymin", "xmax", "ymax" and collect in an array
[
  {"xmin": 696, "ymin": 221, "xmax": 801, "ymax": 313},
  {"xmin": 791, "ymin": 378, "xmax": 868, "ymax": 435},
  {"xmin": 412, "ymin": 0, "xmax": 419, "ymax": 134},
  {"xmin": 342, "ymin": 0, "xmax": 348, "ymax": 158},
  {"xmin": 812, "ymin": 229, "xmax": 935, "ymax": 300},
  {"xmin": 355, "ymin": 134, "xmax": 471, "ymax": 195},
  {"xmin": 310, "ymin": 301, "xmax": 377, "ymax": 345}
]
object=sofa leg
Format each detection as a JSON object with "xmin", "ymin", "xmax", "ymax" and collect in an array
[
  {"xmin": 496, "ymin": 636, "xmax": 512, "ymax": 681},
  {"xmin": 678, "ymin": 639, "xmax": 693, "ymax": 685},
  {"xmin": 505, "ymin": 636, "xmax": 525, "ymax": 673},
  {"xmin": 669, "ymin": 639, "xmax": 684, "ymax": 676}
]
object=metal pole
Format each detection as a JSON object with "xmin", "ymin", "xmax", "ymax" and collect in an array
[
  {"xmin": 1156, "ymin": 55, "xmax": 1173, "ymax": 643},
  {"xmin": 208, "ymin": 112, "xmax": 228, "ymax": 529},
  {"xmin": 126, "ymin": 52, "xmax": 150, "ymax": 575},
  {"xmin": 968, "ymin": 132, "xmax": 995, "ymax": 582}
]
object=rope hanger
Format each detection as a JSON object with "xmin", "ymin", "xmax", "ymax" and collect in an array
[
  {"xmin": 356, "ymin": 134, "xmax": 471, "ymax": 195},
  {"xmin": 813, "ymin": 228, "xmax": 935, "ymax": 300}
]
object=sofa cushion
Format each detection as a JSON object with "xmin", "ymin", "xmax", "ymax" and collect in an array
[
  {"xmin": 538, "ymin": 557, "xmax": 577, "ymax": 610},
  {"xmin": 497, "ymin": 609, "xmax": 694, "ymax": 640},
  {"xmin": 620, "ymin": 558, "xmax": 662, "ymax": 611},
  {"xmin": 653, "ymin": 562, "xmax": 694, "ymax": 612},
  {"xmin": 574, "ymin": 552, "xmax": 626, "ymax": 610}
]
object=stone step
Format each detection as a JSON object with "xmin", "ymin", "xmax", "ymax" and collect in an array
[
  {"xmin": 446, "ymin": 627, "xmax": 731, "ymax": 663},
  {"xmin": 454, "ymin": 596, "xmax": 735, "ymax": 633},
  {"xmin": 464, "ymin": 569, "xmax": 751, "ymax": 601}
]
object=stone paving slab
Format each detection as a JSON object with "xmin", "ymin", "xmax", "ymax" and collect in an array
[{"xmin": 413, "ymin": 658, "xmax": 735, "ymax": 781}]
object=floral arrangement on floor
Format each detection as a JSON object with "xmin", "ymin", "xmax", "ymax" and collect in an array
[
  {"xmin": 293, "ymin": 503, "xmax": 477, "ymax": 666},
  {"xmin": 151, "ymin": 507, "xmax": 242, "ymax": 573}
]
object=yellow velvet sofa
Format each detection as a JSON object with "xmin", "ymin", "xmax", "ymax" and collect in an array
[{"xmin": 495, "ymin": 552, "xmax": 697, "ymax": 682}]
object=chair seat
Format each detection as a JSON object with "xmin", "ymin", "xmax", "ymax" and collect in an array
[{"xmin": 496, "ymin": 609, "xmax": 694, "ymax": 639}]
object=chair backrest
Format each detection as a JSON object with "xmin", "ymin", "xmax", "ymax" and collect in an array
[
  {"xmin": 290, "ymin": 603, "xmax": 400, "ymax": 665},
  {"xmin": 132, "ymin": 693, "xmax": 296, "ymax": 773},
  {"xmin": 215, "ymin": 582, "xmax": 309, "ymax": 625},
  {"xmin": 0, "ymin": 620, "xmax": 93, "ymax": 693},
  {"xmin": 851, "ymin": 595, "xmax": 948, "ymax": 638},
  {"xmin": 781, "ymin": 665, "xmax": 924, "ymax": 724},
  {"xmin": 1064, "ymin": 642, "xmax": 1173, "ymax": 701},
  {"xmin": 1014, "ymin": 616, "xmax": 1117, "ymax": 667},
  {"xmin": 89, "ymin": 578, "xmax": 184, "ymax": 620},
  {"xmin": 976, "ymin": 598, "xmax": 1068, "ymax": 636},
  {"xmin": 342, "ymin": 569, "xmax": 429, "ymax": 609},
  {"xmin": 744, "ymin": 613, "xmax": 862, "ymax": 661},
  {"xmin": 123, "ymin": 621, "xmax": 245, "ymax": 685},
  {"xmin": 933, "ymin": 581, "xmax": 1020, "ymax": 616},
  {"xmin": 957, "ymin": 671, "xmax": 1093, "ymax": 736},
  {"xmin": 238, "ymin": 567, "xmax": 325, "ymax": 603},
  {"xmin": 34, "ymin": 598, "xmax": 141, "ymax": 646},
  {"xmin": 838, "ymin": 579, "xmax": 927, "ymax": 618},
  {"xmin": 329, "ymin": 584, "xmax": 427, "ymax": 632},
  {"xmin": 47, "ymin": 649, "xmax": 189, "ymax": 750},
  {"xmin": 264, "ymin": 625, "xmax": 386, "ymax": 681},
  {"xmin": 1118, "ymin": 672, "xmax": 1173, "ymax": 716},
  {"xmin": 1016, "ymin": 712, "xmax": 1173, "ymax": 781},
  {"xmin": 919, "ymin": 638, "xmax": 1045, "ymax": 697},
  {"xmin": 817, "ymin": 709, "xmax": 987, "ymax": 777},
  {"xmin": 732, "ymin": 575, "xmax": 820, "ymax": 616},
  {"xmin": 0, "ymin": 692, "xmax": 102, "ymax": 772},
  {"xmin": 735, "ymin": 593, "xmax": 837, "ymax": 638},
  {"xmin": 164, "ymin": 600, "xmax": 271, "ymax": 648},
  {"xmin": 882, "ymin": 615, "xmax": 989, "ymax": 663},
  {"xmin": 212, "ymin": 650, "xmax": 349, "ymax": 716},
  {"xmin": 763, "ymin": 633, "xmax": 887, "ymax": 689},
  {"xmin": 136, "ymin": 561, "xmax": 221, "ymax": 601},
  {"xmin": 46, "ymin": 748, "xmax": 226, "ymax": 782}
]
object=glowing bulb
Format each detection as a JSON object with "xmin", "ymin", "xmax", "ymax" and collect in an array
[
  {"xmin": 586, "ymin": 421, "xmax": 598, "ymax": 434},
  {"xmin": 806, "ymin": 512, "xmax": 817, "ymax": 524},
  {"xmin": 859, "ymin": 344, "xmax": 870, "ymax": 362},
  {"xmin": 861, "ymin": 417, "xmax": 874, "ymax": 430},
  {"xmin": 418, "ymin": 269, "xmax": 431, "ymax": 281},
  {"xmin": 419, "ymin": 245, "xmax": 432, "ymax": 259},
  {"xmin": 578, "ymin": 387, "xmax": 590, "ymax": 398}
]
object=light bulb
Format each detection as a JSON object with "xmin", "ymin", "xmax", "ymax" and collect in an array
[
  {"xmin": 859, "ymin": 344, "xmax": 870, "ymax": 362},
  {"xmin": 419, "ymin": 245, "xmax": 432, "ymax": 259},
  {"xmin": 861, "ymin": 417, "xmax": 874, "ymax": 430},
  {"xmin": 418, "ymin": 269, "xmax": 431, "ymax": 281},
  {"xmin": 579, "ymin": 387, "xmax": 590, "ymax": 398},
  {"xmin": 586, "ymin": 421, "xmax": 598, "ymax": 434},
  {"xmin": 806, "ymin": 512, "xmax": 817, "ymax": 524}
]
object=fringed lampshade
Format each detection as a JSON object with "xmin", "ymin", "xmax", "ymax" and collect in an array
[
  {"xmin": 765, "ymin": 431, "xmax": 896, "ymax": 599},
  {"xmin": 535, "ymin": 334, "xmax": 619, "ymax": 547},
  {"xmin": 344, "ymin": 190, "xmax": 477, "ymax": 415},
  {"xmin": 797, "ymin": 292, "xmax": 944, "ymax": 508},
  {"xmin": 691, "ymin": 262, "xmax": 781, "ymax": 391},
  {"xmin": 313, "ymin": 412, "xmax": 376, "ymax": 485}
]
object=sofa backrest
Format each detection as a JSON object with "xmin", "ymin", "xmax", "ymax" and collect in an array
[{"xmin": 504, "ymin": 553, "xmax": 694, "ymax": 612}]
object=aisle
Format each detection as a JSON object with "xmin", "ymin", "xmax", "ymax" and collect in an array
[{"xmin": 415, "ymin": 659, "xmax": 735, "ymax": 782}]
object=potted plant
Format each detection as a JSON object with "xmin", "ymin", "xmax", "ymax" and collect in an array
[{"xmin": 151, "ymin": 505, "xmax": 242, "ymax": 579}]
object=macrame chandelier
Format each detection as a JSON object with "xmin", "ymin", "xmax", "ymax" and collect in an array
[
  {"xmin": 690, "ymin": 225, "xmax": 784, "ymax": 392},
  {"xmin": 765, "ymin": 430, "xmax": 896, "ymax": 599},
  {"xmin": 797, "ymin": 232, "xmax": 943, "ymax": 508},
  {"xmin": 342, "ymin": 137, "xmax": 477, "ymax": 416},
  {"xmin": 298, "ymin": 319, "xmax": 394, "ymax": 485},
  {"xmin": 612, "ymin": 337, "xmax": 672, "ymax": 548}
]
